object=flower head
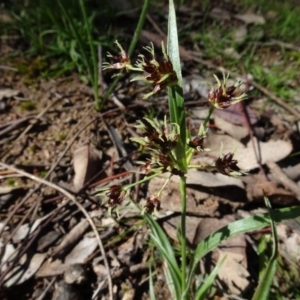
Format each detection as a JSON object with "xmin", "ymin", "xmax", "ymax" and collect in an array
[
  {"xmin": 102, "ymin": 40, "xmax": 131, "ymax": 73},
  {"xmin": 188, "ymin": 134, "xmax": 206, "ymax": 151},
  {"xmin": 105, "ymin": 185, "xmax": 125, "ymax": 207},
  {"xmin": 145, "ymin": 195, "xmax": 161, "ymax": 214},
  {"xmin": 208, "ymin": 73, "xmax": 247, "ymax": 109},
  {"xmin": 132, "ymin": 117, "xmax": 179, "ymax": 154},
  {"xmin": 131, "ymin": 42, "xmax": 178, "ymax": 99},
  {"xmin": 215, "ymin": 152, "xmax": 246, "ymax": 177}
]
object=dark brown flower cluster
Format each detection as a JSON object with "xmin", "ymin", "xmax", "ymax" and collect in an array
[
  {"xmin": 215, "ymin": 152, "xmax": 244, "ymax": 176},
  {"xmin": 135, "ymin": 44, "xmax": 178, "ymax": 98},
  {"xmin": 142, "ymin": 119, "xmax": 178, "ymax": 155},
  {"xmin": 105, "ymin": 185, "xmax": 124, "ymax": 207},
  {"xmin": 133, "ymin": 118, "xmax": 183, "ymax": 176},
  {"xmin": 188, "ymin": 135, "xmax": 206, "ymax": 151},
  {"xmin": 103, "ymin": 40, "xmax": 178, "ymax": 99},
  {"xmin": 145, "ymin": 195, "xmax": 161, "ymax": 214},
  {"xmin": 208, "ymin": 74, "xmax": 247, "ymax": 109}
]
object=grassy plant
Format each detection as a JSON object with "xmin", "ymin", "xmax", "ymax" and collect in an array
[
  {"xmin": 101, "ymin": 0, "xmax": 300, "ymax": 298},
  {"xmin": 2, "ymin": 0, "xmax": 115, "ymax": 106}
]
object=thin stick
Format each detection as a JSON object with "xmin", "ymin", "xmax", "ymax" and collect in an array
[
  {"xmin": 0, "ymin": 162, "xmax": 113, "ymax": 300},
  {"xmin": 0, "ymin": 115, "xmax": 97, "ymax": 238}
]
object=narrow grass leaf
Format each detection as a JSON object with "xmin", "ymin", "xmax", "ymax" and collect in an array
[
  {"xmin": 187, "ymin": 206, "xmax": 300, "ymax": 289},
  {"xmin": 252, "ymin": 197, "xmax": 278, "ymax": 300},
  {"xmin": 149, "ymin": 267, "xmax": 156, "ymax": 300},
  {"xmin": 195, "ymin": 255, "xmax": 226, "ymax": 300},
  {"xmin": 167, "ymin": 0, "xmax": 186, "ymax": 145},
  {"xmin": 145, "ymin": 214, "xmax": 182, "ymax": 298}
]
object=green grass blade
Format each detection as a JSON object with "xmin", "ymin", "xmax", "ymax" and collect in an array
[
  {"xmin": 167, "ymin": 0, "xmax": 185, "ymax": 146},
  {"xmin": 145, "ymin": 214, "xmax": 182, "ymax": 298},
  {"xmin": 167, "ymin": 0, "xmax": 182, "ymax": 86},
  {"xmin": 128, "ymin": 0, "xmax": 150, "ymax": 57},
  {"xmin": 79, "ymin": 0, "xmax": 99, "ymax": 107},
  {"xmin": 101, "ymin": 0, "xmax": 150, "ymax": 109},
  {"xmin": 186, "ymin": 206, "xmax": 300, "ymax": 290},
  {"xmin": 149, "ymin": 267, "xmax": 156, "ymax": 300},
  {"xmin": 252, "ymin": 197, "xmax": 278, "ymax": 300},
  {"xmin": 56, "ymin": 0, "xmax": 90, "ymax": 74},
  {"xmin": 195, "ymin": 255, "xmax": 226, "ymax": 300}
]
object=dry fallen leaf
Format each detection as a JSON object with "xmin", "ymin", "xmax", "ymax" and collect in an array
[
  {"xmin": 163, "ymin": 215, "xmax": 202, "ymax": 244},
  {"xmin": 233, "ymin": 25, "xmax": 248, "ymax": 43},
  {"xmin": 51, "ymin": 219, "xmax": 89, "ymax": 257},
  {"xmin": 73, "ymin": 143, "xmax": 102, "ymax": 192},
  {"xmin": 36, "ymin": 259, "xmax": 68, "ymax": 277},
  {"xmin": 214, "ymin": 115, "xmax": 249, "ymax": 140},
  {"xmin": 4, "ymin": 253, "xmax": 46, "ymax": 287},
  {"xmin": 65, "ymin": 236, "xmax": 98, "ymax": 265},
  {"xmin": 217, "ymin": 249, "xmax": 250, "ymax": 294},
  {"xmin": 186, "ymin": 170, "xmax": 245, "ymax": 189},
  {"xmin": 0, "ymin": 88, "xmax": 20, "ymax": 100},
  {"xmin": 234, "ymin": 12, "xmax": 265, "ymax": 24},
  {"xmin": 207, "ymin": 134, "xmax": 292, "ymax": 170}
]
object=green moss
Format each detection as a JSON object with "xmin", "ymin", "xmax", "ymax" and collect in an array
[{"xmin": 18, "ymin": 101, "xmax": 36, "ymax": 111}]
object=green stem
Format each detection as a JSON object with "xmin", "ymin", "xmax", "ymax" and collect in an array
[
  {"xmin": 102, "ymin": 0, "xmax": 150, "ymax": 108},
  {"xmin": 124, "ymin": 172, "xmax": 160, "ymax": 190},
  {"xmin": 188, "ymin": 164, "xmax": 215, "ymax": 170},
  {"xmin": 128, "ymin": 0, "xmax": 150, "ymax": 56},
  {"xmin": 180, "ymin": 176, "xmax": 187, "ymax": 299},
  {"xmin": 202, "ymin": 105, "xmax": 214, "ymax": 130},
  {"xmin": 79, "ymin": 0, "xmax": 99, "ymax": 108}
]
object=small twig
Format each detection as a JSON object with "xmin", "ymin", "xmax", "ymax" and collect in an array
[
  {"xmin": 146, "ymin": 14, "xmax": 166, "ymax": 38},
  {"xmin": 0, "ymin": 117, "xmax": 33, "ymax": 138},
  {"xmin": 266, "ymin": 161, "xmax": 300, "ymax": 200},
  {"xmin": 0, "ymin": 162, "xmax": 113, "ymax": 300},
  {"xmin": 249, "ymin": 80, "xmax": 300, "ymax": 121},
  {"xmin": 0, "ymin": 116, "xmax": 98, "ymax": 238},
  {"xmin": 36, "ymin": 277, "xmax": 56, "ymax": 300},
  {"xmin": 0, "ymin": 65, "xmax": 18, "ymax": 71}
]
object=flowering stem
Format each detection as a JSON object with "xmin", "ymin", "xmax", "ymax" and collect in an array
[
  {"xmin": 157, "ymin": 175, "xmax": 171, "ymax": 197},
  {"xmin": 179, "ymin": 177, "xmax": 187, "ymax": 298},
  {"xmin": 202, "ymin": 105, "xmax": 215, "ymax": 131},
  {"xmin": 124, "ymin": 172, "xmax": 160, "ymax": 190},
  {"xmin": 101, "ymin": 0, "xmax": 150, "ymax": 109}
]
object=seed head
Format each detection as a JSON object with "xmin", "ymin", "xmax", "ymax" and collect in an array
[
  {"xmin": 215, "ymin": 152, "xmax": 246, "ymax": 177},
  {"xmin": 106, "ymin": 185, "xmax": 124, "ymax": 207},
  {"xmin": 208, "ymin": 73, "xmax": 247, "ymax": 109},
  {"xmin": 131, "ymin": 42, "xmax": 178, "ymax": 99},
  {"xmin": 145, "ymin": 195, "xmax": 161, "ymax": 213}
]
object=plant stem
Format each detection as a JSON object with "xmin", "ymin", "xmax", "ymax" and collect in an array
[
  {"xmin": 202, "ymin": 105, "xmax": 214, "ymax": 130},
  {"xmin": 180, "ymin": 176, "xmax": 187, "ymax": 299},
  {"xmin": 128, "ymin": 0, "xmax": 150, "ymax": 56},
  {"xmin": 79, "ymin": 0, "xmax": 99, "ymax": 109},
  {"xmin": 102, "ymin": 0, "xmax": 150, "ymax": 108}
]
